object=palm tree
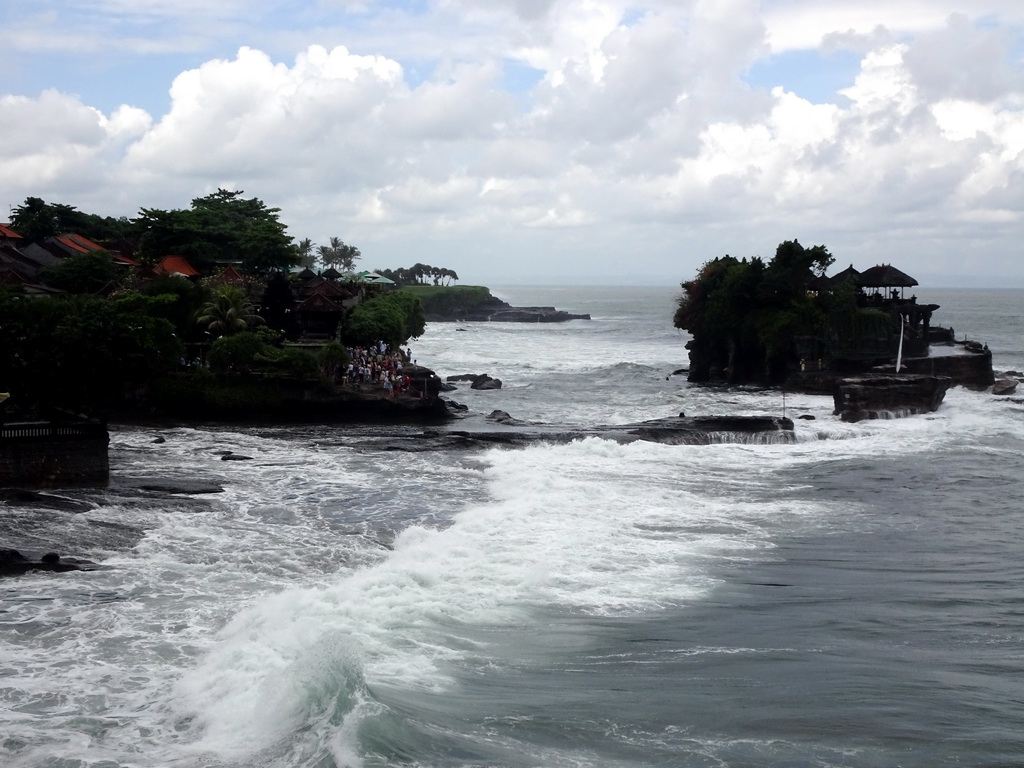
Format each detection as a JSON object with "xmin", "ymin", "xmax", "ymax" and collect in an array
[
  {"xmin": 316, "ymin": 244, "xmax": 335, "ymax": 269},
  {"xmin": 296, "ymin": 237, "xmax": 315, "ymax": 269},
  {"xmin": 196, "ymin": 285, "xmax": 264, "ymax": 337}
]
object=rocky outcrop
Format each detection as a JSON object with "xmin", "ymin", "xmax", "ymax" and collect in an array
[
  {"xmin": 992, "ymin": 379, "xmax": 1019, "ymax": 396},
  {"xmin": 833, "ymin": 374, "xmax": 951, "ymax": 422},
  {"xmin": 447, "ymin": 373, "xmax": 503, "ymax": 390},
  {"xmin": 897, "ymin": 342, "xmax": 994, "ymax": 390},
  {"xmin": 429, "ymin": 295, "xmax": 590, "ymax": 323},
  {"xmin": 376, "ymin": 413, "xmax": 795, "ymax": 450},
  {"xmin": 0, "ymin": 548, "xmax": 99, "ymax": 577}
]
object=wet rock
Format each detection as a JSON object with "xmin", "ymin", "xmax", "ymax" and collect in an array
[
  {"xmin": 834, "ymin": 375, "xmax": 951, "ymax": 422},
  {"xmin": 0, "ymin": 489, "xmax": 93, "ymax": 513},
  {"xmin": 0, "ymin": 547, "xmax": 99, "ymax": 577},
  {"xmin": 220, "ymin": 453, "xmax": 253, "ymax": 461},
  {"xmin": 471, "ymin": 375, "xmax": 502, "ymax": 390},
  {"xmin": 133, "ymin": 478, "xmax": 225, "ymax": 494},
  {"xmin": 992, "ymin": 379, "xmax": 1018, "ymax": 396}
]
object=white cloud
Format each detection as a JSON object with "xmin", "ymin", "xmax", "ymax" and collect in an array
[{"xmin": 1, "ymin": 2, "xmax": 1024, "ymax": 285}]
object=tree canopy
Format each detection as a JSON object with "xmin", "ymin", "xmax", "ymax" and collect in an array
[
  {"xmin": 378, "ymin": 263, "xmax": 459, "ymax": 286},
  {"xmin": 344, "ymin": 291, "xmax": 425, "ymax": 349},
  {"xmin": 10, "ymin": 196, "xmax": 132, "ymax": 243},
  {"xmin": 135, "ymin": 189, "xmax": 298, "ymax": 275},
  {"xmin": 674, "ymin": 240, "xmax": 835, "ymax": 384},
  {"xmin": 316, "ymin": 237, "xmax": 361, "ymax": 272}
]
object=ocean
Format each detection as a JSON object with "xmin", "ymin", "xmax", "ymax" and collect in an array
[{"xmin": 1, "ymin": 285, "xmax": 1023, "ymax": 768}]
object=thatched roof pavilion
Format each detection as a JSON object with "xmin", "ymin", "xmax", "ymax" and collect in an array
[{"xmin": 857, "ymin": 264, "xmax": 919, "ymax": 288}]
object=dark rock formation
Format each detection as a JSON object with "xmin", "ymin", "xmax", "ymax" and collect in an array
[
  {"xmin": 470, "ymin": 375, "xmax": 502, "ymax": 390},
  {"xmin": 428, "ymin": 294, "xmax": 590, "ymax": 323},
  {"xmin": 376, "ymin": 414, "xmax": 795, "ymax": 450},
  {"xmin": 992, "ymin": 379, "xmax": 1018, "ymax": 396},
  {"xmin": 833, "ymin": 374, "xmax": 951, "ymax": 422},
  {"xmin": 133, "ymin": 478, "xmax": 226, "ymax": 494},
  {"xmin": 448, "ymin": 373, "xmax": 503, "ymax": 390},
  {"xmin": 0, "ymin": 547, "xmax": 100, "ymax": 577},
  {"xmin": 897, "ymin": 343, "xmax": 994, "ymax": 390},
  {"xmin": 0, "ymin": 489, "xmax": 94, "ymax": 512}
]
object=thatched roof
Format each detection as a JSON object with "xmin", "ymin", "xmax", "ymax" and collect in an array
[
  {"xmin": 828, "ymin": 264, "xmax": 861, "ymax": 287},
  {"xmin": 857, "ymin": 264, "xmax": 918, "ymax": 288}
]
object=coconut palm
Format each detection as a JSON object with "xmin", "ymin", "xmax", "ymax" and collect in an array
[
  {"xmin": 296, "ymin": 237, "xmax": 315, "ymax": 269},
  {"xmin": 196, "ymin": 285, "xmax": 264, "ymax": 337}
]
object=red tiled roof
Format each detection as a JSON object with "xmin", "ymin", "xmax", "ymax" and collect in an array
[
  {"xmin": 0, "ymin": 224, "xmax": 23, "ymax": 239},
  {"xmin": 157, "ymin": 255, "xmax": 199, "ymax": 277},
  {"xmin": 63, "ymin": 233, "xmax": 105, "ymax": 251},
  {"xmin": 53, "ymin": 233, "xmax": 107, "ymax": 254}
]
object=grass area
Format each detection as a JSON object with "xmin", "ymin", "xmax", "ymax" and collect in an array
[{"xmin": 398, "ymin": 284, "xmax": 493, "ymax": 316}]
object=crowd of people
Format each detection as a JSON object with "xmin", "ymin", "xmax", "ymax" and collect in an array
[{"xmin": 343, "ymin": 341, "xmax": 417, "ymax": 396}]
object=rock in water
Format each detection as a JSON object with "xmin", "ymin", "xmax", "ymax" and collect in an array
[
  {"xmin": 992, "ymin": 379, "xmax": 1018, "ymax": 396},
  {"xmin": 834, "ymin": 375, "xmax": 951, "ymax": 422}
]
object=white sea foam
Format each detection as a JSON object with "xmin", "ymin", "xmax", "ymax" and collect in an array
[
  {"xmin": 3, "ymin": 287, "xmax": 1020, "ymax": 768},
  {"xmin": 165, "ymin": 435, "xmax": 852, "ymax": 762}
]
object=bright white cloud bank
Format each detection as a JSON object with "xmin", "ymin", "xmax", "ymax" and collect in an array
[{"xmin": 2, "ymin": 0, "xmax": 1024, "ymax": 285}]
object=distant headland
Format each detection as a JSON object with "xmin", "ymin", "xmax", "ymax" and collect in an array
[{"xmin": 399, "ymin": 285, "xmax": 590, "ymax": 323}]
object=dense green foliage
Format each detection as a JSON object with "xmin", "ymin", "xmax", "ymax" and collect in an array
[
  {"xmin": 674, "ymin": 240, "xmax": 835, "ymax": 383},
  {"xmin": 1, "ymin": 191, "xmax": 432, "ymax": 416},
  {"xmin": 38, "ymin": 251, "xmax": 122, "ymax": 294},
  {"xmin": 135, "ymin": 189, "xmax": 297, "ymax": 275},
  {"xmin": 378, "ymin": 264, "xmax": 459, "ymax": 286},
  {"xmin": 0, "ymin": 288, "xmax": 183, "ymax": 410},
  {"xmin": 345, "ymin": 291, "xmax": 426, "ymax": 349},
  {"xmin": 316, "ymin": 237, "xmax": 361, "ymax": 272},
  {"xmin": 196, "ymin": 285, "xmax": 264, "ymax": 337},
  {"xmin": 9, "ymin": 197, "xmax": 132, "ymax": 243},
  {"xmin": 399, "ymin": 284, "xmax": 491, "ymax": 317}
]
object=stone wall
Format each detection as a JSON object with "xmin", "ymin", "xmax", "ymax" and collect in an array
[{"xmin": 0, "ymin": 424, "xmax": 109, "ymax": 488}]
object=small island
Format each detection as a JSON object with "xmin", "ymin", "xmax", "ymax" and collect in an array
[{"xmin": 673, "ymin": 240, "xmax": 994, "ymax": 420}]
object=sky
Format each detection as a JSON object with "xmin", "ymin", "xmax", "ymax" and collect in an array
[{"xmin": 2, "ymin": 1, "xmax": 1023, "ymax": 287}]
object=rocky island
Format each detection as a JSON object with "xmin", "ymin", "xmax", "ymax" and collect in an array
[{"xmin": 673, "ymin": 241, "xmax": 994, "ymax": 419}]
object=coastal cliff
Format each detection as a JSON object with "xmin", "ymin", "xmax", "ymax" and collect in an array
[{"xmin": 400, "ymin": 285, "xmax": 590, "ymax": 322}]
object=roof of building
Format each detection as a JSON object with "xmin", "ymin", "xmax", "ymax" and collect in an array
[
  {"xmin": 0, "ymin": 224, "xmax": 23, "ymax": 239},
  {"xmin": 217, "ymin": 265, "xmax": 246, "ymax": 283},
  {"xmin": 296, "ymin": 293, "xmax": 343, "ymax": 312},
  {"xmin": 858, "ymin": 264, "xmax": 919, "ymax": 288},
  {"xmin": 54, "ymin": 234, "xmax": 105, "ymax": 254},
  {"xmin": 156, "ymin": 255, "xmax": 199, "ymax": 277}
]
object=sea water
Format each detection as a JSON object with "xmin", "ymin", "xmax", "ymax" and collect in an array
[{"xmin": 1, "ymin": 286, "xmax": 1023, "ymax": 767}]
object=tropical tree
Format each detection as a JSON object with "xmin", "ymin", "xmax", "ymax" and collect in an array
[
  {"xmin": 0, "ymin": 291, "xmax": 182, "ymax": 409},
  {"xmin": 344, "ymin": 292, "xmax": 425, "ymax": 349},
  {"xmin": 316, "ymin": 237, "xmax": 361, "ymax": 272},
  {"xmin": 674, "ymin": 240, "xmax": 834, "ymax": 384},
  {"xmin": 9, "ymin": 197, "xmax": 81, "ymax": 241},
  {"xmin": 38, "ymin": 251, "xmax": 122, "ymax": 294},
  {"xmin": 196, "ymin": 285, "xmax": 264, "ymax": 337},
  {"xmin": 296, "ymin": 238, "xmax": 315, "ymax": 269},
  {"xmin": 135, "ymin": 189, "xmax": 298, "ymax": 275}
]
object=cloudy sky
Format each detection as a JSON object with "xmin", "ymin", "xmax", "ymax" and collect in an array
[{"xmin": 2, "ymin": 1, "xmax": 1023, "ymax": 286}]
